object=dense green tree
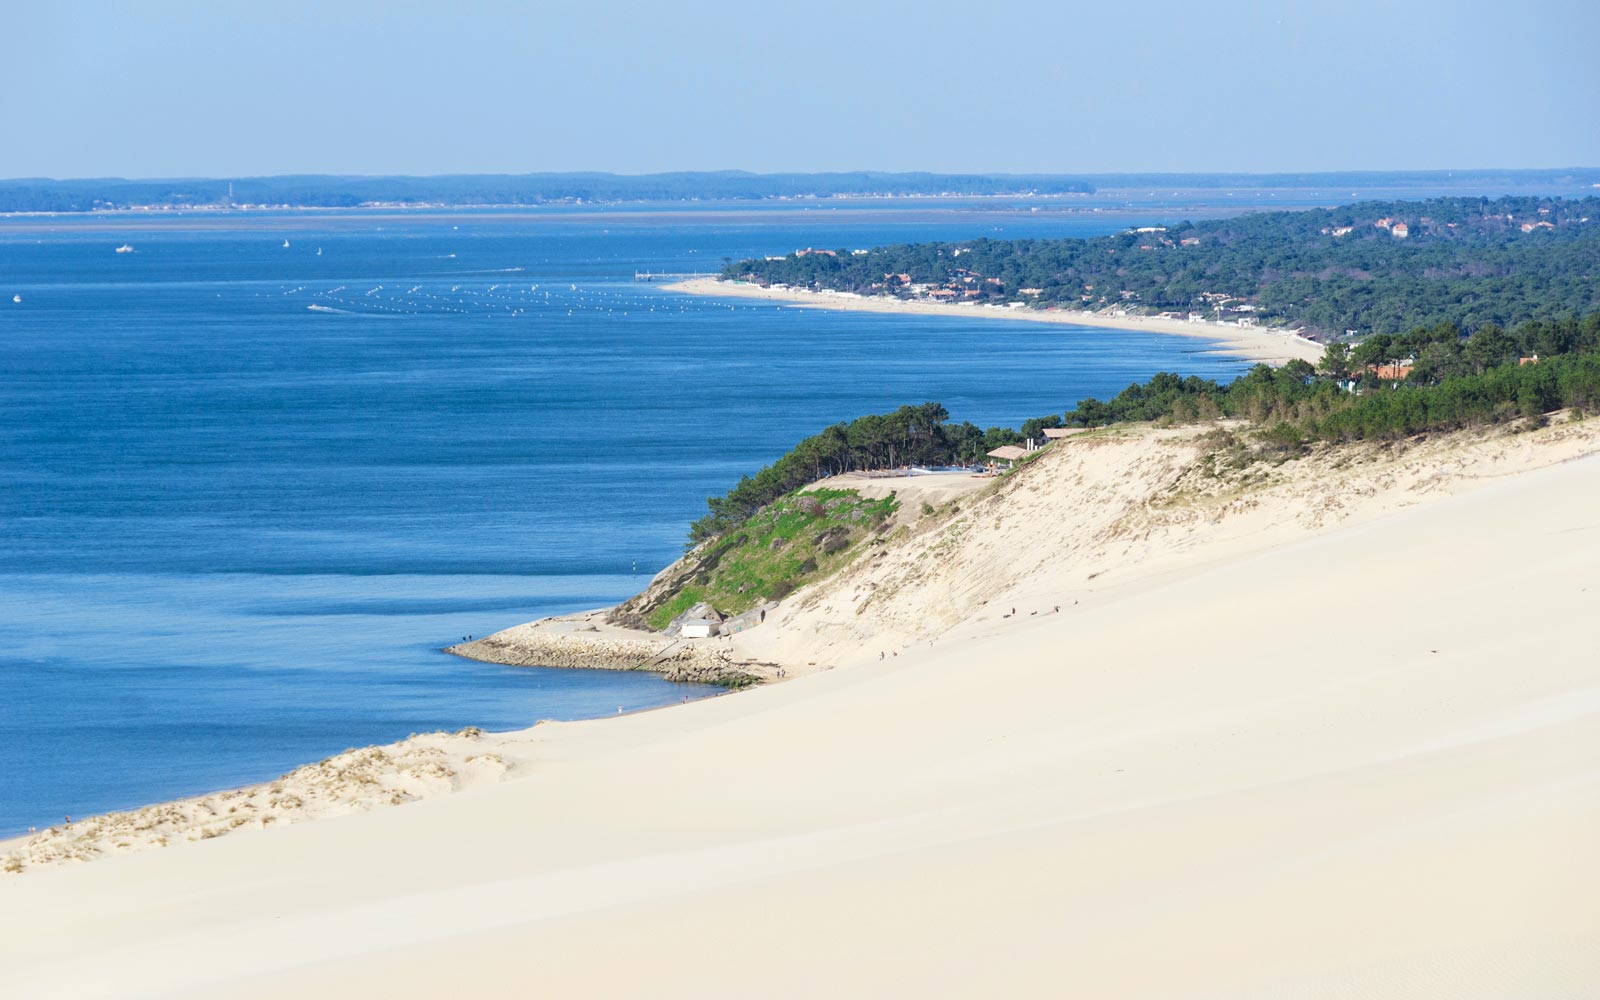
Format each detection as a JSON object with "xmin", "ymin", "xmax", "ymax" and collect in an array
[
  {"xmin": 1464, "ymin": 325, "xmax": 1518, "ymax": 372},
  {"xmin": 687, "ymin": 402, "xmax": 1033, "ymax": 543},
  {"xmin": 1318, "ymin": 342, "xmax": 1353, "ymax": 378}
]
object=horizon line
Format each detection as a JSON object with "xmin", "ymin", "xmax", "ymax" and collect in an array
[{"xmin": 5, "ymin": 166, "xmax": 1600, "ymax": 185}]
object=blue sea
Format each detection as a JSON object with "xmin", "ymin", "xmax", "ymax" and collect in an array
[{"xmin": 0, "ymin": 201, "xmax": 1255, "ymax": 836}]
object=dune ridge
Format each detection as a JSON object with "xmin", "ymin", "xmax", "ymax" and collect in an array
[
  {"xmin": 710, "ymin": 415, "xmax": 1600, "ymax": 671},
  {"xmin": 2, "ymin": 417, "xmax": 1597, "ymax": 997}
]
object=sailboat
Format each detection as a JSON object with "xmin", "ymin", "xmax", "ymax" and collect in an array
[
  {"xmin": 282, "ymin": 239, "xmax": 291, "ymax": 248},
  {"xmin": 316, "ymin": 248, "xmax": 322, "ymax": 256},
  {"xmin": 11, "ymin": 294, "xmax": 20, "ymax": 303},
  {"xmin": 115, "ymin": 244, "xmax": 134, "ymax": 254}
]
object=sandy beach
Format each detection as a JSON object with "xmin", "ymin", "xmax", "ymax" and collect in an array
[
  {"xmin": 3, "ymin": 416, "xmax": 1597, "ymax": 997},
  {"xmin": 666, "ymin": 277, "xmax": 1326, "ymax": 365}
]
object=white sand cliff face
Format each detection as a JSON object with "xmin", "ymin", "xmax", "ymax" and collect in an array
[
  {"xmin": 734, "ymin": 416, "xmax": 1600, "ymax": 671},
  {"xmin": 1, "ymin": 417, "xmax": 1597, "ymax": 998}
]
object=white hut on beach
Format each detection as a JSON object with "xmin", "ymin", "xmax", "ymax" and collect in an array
[
  {"xmin": 680, "ymin": 619, "xmax": 720, "ymax": 639},
  {"xmin": 676, "ymin": 603, "xmax": 725, "ymax": 639}
]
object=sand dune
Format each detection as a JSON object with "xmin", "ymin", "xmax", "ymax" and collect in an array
[
  {"xmin": 2, "ymin": 421, "xmax": 1597, "ymax": 997},
  {"xmin": 1, "ymin": 729, "xmax": 515, "ymax": 875},
  {"xmin": 735, "ymin": 417, "xmax": 1600, "ymax": 671}
]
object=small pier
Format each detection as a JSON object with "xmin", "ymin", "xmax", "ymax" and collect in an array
[{"xmin": 633, "ymin": 271, "xmax": 715, "ymax": 282}]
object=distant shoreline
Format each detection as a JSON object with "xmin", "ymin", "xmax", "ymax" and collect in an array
[
  {"xmin": 0, "ymin": 201, "xmax": 1214, "ymax": 231},
  {"xmin": 665, "ymin": 277, "xmax": 1325, "ymax": 365}
]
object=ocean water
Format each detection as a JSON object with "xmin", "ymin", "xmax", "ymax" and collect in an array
[{"xmin": 0, "ymin": 202, "xmax": 1254, "ymax": 835}]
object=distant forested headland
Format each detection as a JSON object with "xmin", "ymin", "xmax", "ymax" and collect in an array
[
  {"xmin": 0, "ymin": 172, "xmax": 1094, "ymax": 213},
  {"xmin": 5, "ymin": 167, "xmax": 1598, "ymax": 215},
  {"xmin": 725, "ymin": 195, "xmax": 1600, "ymax": 340}
]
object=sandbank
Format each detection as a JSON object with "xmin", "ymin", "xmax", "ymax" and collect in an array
[{"xmin": 666, "ymin": 276, "xmax": 1325, "ymax": 365}]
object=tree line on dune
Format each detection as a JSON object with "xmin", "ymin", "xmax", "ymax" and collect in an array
[
  {"xmin": 688, "ymin": 403, "xmax": 1027, "ymax": 543},
  {"xmin": 1062, "ymin": 313, "xmax": 1600, "ymax": 440},
  {"xmin": 690, "ymin": 312, "xmax": 1600, "ymax": 545}
]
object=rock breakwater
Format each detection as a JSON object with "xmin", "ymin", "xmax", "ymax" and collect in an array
[{"xmin": 448, "ymin": 615, "xmax": 764, "ymax": 687}]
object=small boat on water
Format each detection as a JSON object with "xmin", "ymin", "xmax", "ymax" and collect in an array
[
  {"xmin": 282, "ymin": 240, "xmax": 291, "ymax": 248},
  {"xmin": 11, "ymin": 294, "xmax": 20, "ymax": 303},
  {"xmin": 316, "ymin": 248, "xmax": 322, "ymax": 256},
  {"xmin": 115, "ymin": 244, "xmax": 134, "ymax": 254}
]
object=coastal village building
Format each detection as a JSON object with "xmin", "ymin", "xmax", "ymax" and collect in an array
[
  {"xmin": 986, "ymin": 444, "xmax": 1028, "ymax": 469},
  {"xmin": 673, "ymin": 602, "xmax": 725, "ymax": 639},
  {"xmin": 1339, "ymin": 359, "xmax": 1417, "ymax": 393}
]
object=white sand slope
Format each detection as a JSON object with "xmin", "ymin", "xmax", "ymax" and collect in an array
[
  {"xmin": 1, "ymin": 730, "xmax": 513, "ymax": 874},
  {"xmin": 2, "ymin": 427, "xmax": 1597, "ymax": 997},
  {"xmin": 736, "ymin": 419, "xmax": 1600, "ymax": 672}
]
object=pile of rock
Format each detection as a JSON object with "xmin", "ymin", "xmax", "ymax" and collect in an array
[{"xmin": 449, "ymin": 617, "xmax": 761, "ymax": 687}]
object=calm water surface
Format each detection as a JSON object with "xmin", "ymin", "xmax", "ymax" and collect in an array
[{"xmin": 0, "ymin": 203, "xmax": 1254, "ymax": 835}]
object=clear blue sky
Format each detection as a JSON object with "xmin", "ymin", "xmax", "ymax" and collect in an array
[{"xmin": 6, "ymin": 0, "xmax": 1598, "ymax": 179}]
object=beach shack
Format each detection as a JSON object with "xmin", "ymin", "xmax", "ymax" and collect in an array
[
  {"xmin": 680, "ymin": 618, "xmax": 720, "ymax": 639},
  {"xmin": 1042, "ymin": 427, "xmax": 1089, "ymax": 442},
  {"xmin": 987, "ymin": 444, "xmax": 1028, "ymax": 470}
]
